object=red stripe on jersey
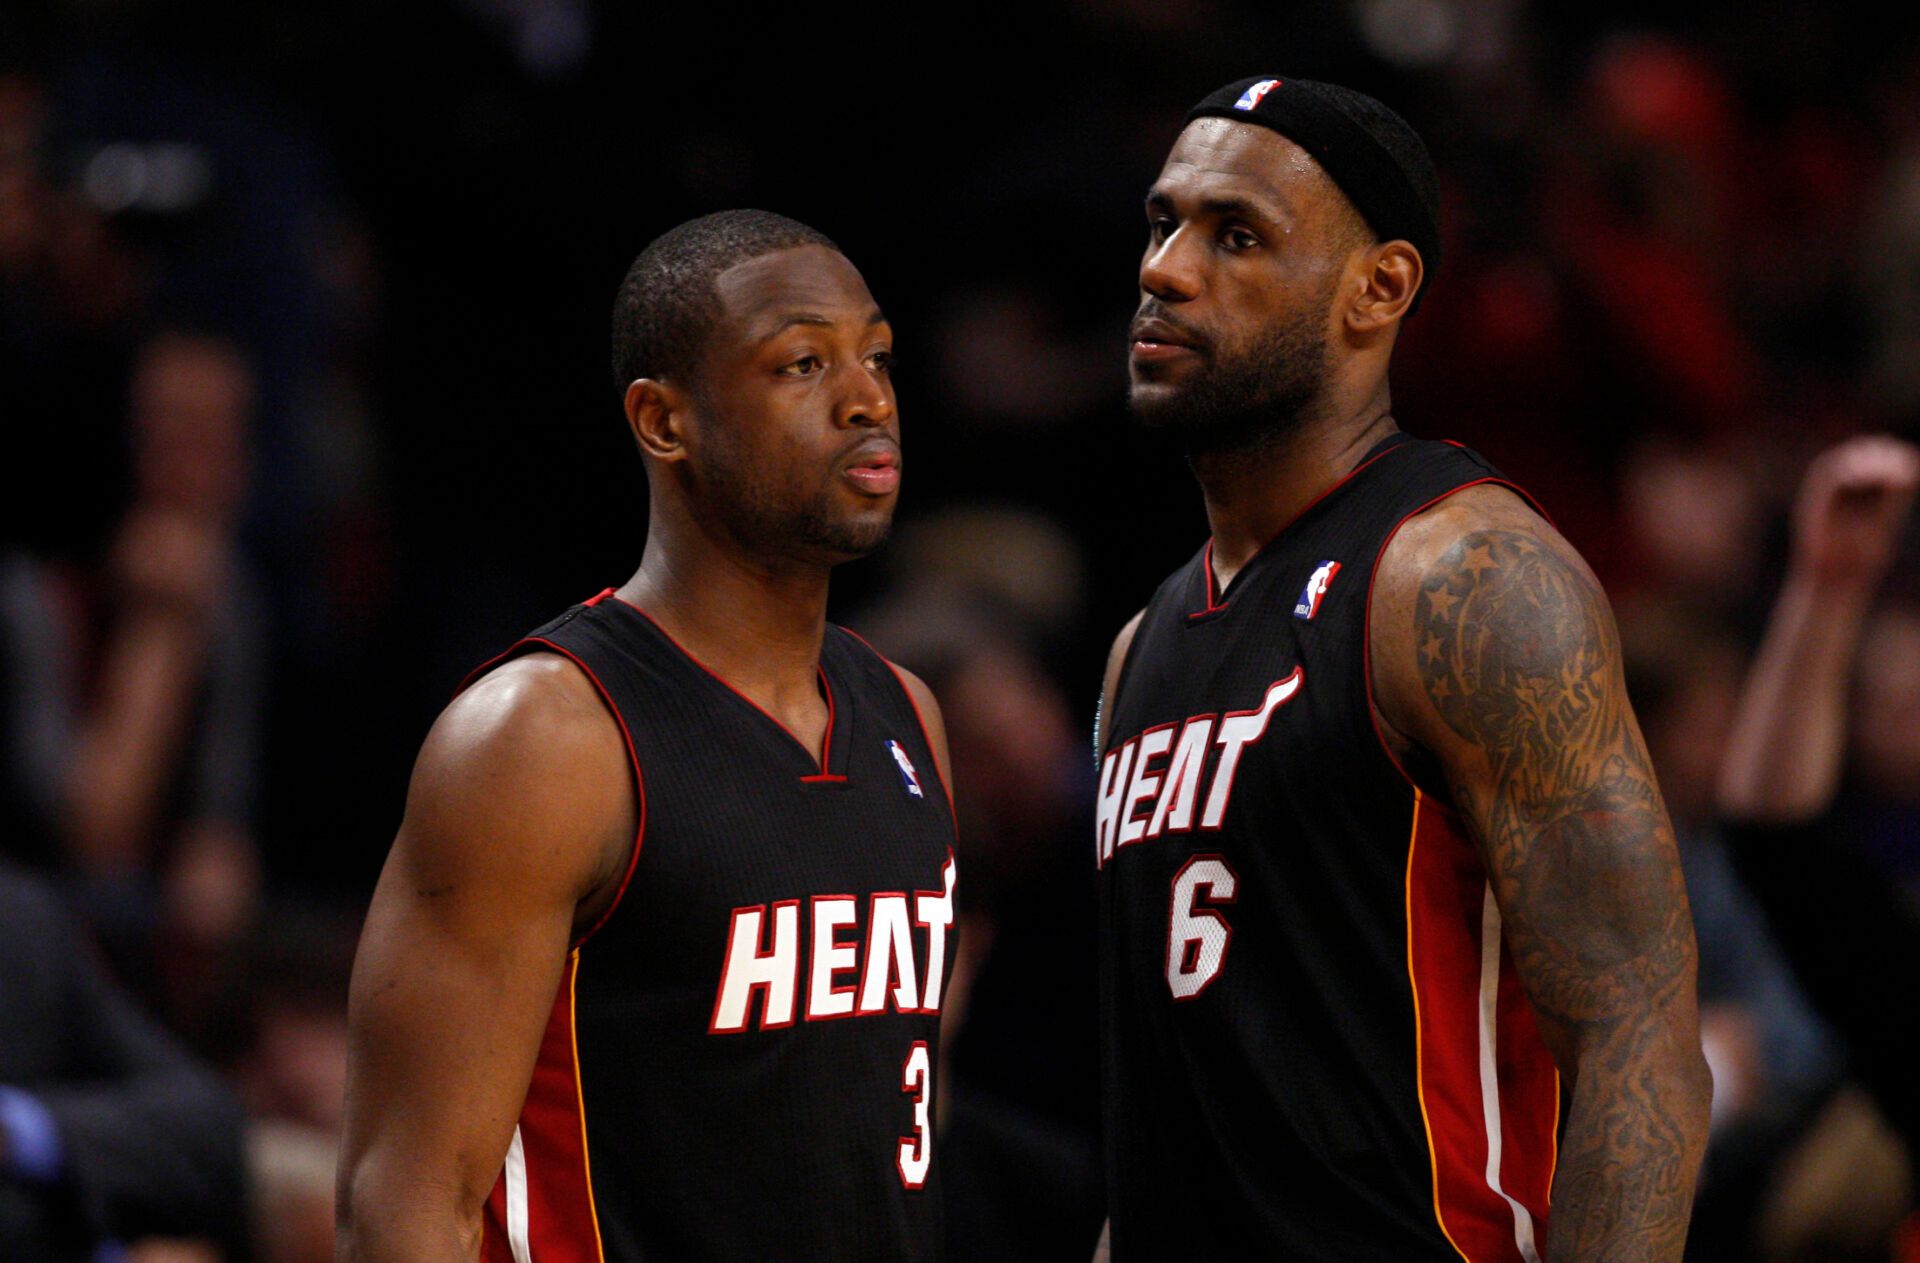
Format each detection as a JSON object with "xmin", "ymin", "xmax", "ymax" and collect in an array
[
  {"xmin": 1496, "ymin": 942, "xmax": 1560, "ymax": 1226},
  {"xmin": 480, "ymin": 1180, "xmax": 516, "ymax": 1263},
  {"xmin": 1406, "ymin": 793, "xmax": 1557, "ymax": 1262},
  {"xmin": 481, "ymin": 952, "xmax": 606, "ymax": 1261}
]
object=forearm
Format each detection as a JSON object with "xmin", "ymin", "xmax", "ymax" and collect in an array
[
  {"xmin": 1546, "ymin": 1029, "xmax": 1713, "ymax": 1261},
  {"xmin": 1717, "ymin": 573, "xmax": 1869, "ymax": 822}
]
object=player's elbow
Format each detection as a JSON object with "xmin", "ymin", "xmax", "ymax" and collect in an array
[
  {"xmin": 1676, "ymin": 1036, "xmax": 1715, "ymax": 1140},
  {"xmin": 335, "ymin": 1148, "xmax": 479, "ymax": 1263}
]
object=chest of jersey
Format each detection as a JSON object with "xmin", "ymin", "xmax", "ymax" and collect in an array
[
  {"xmin": 1092, "ymin": 438, "xmax": 1561, "ymax": 1260},
  {"xmin": 484, "ymin": 600, "xmax": 957, "ymax": 1260}
]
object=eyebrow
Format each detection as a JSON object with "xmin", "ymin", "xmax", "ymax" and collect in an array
[
  {"xmin": 1145, "ymin": 189, "xmax": 1281, "ymax": 224},
  {"xmin": 761, "ymin": 309, "xmax": 890, "ymax": 338}
]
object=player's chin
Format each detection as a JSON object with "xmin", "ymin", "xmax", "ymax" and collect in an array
[
  {"xmin": 818, "ymin": 503, "xmax": 896, "ymax": 561},
  {"xmin": 1127, "ymin": 378, "xmax": 1197, "ymax": 429}
]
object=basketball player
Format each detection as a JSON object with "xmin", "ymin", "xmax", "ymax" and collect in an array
[
  {"xmin": 335, "ymin": 211, "xmax": 957, "ymax": 1261},
  {"xmin": 1094, "ymin": 78, "xmax": 1711, "ymax": 1259}
]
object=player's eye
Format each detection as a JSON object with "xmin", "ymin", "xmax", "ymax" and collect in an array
[
  {"xmin": 1148, "ymin": 217, "xmax": 1176, "ymax": 244},
  {"xmin": 864, "ymin": 348, "xmax": 894, "ymax": 373},
  {"xmin": 1221, "ymin": 226, "xmax": 1260, "ymax": 251},
  {"xmin": 779, "ymin": 355, "xmax": 824, "ymax": 377}
]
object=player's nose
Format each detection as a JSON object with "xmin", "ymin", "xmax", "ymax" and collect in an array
[
  {"xmin": 835, "ymin": 361, "xmax": 895, "ymax": 428},
  {"xmin": 1140, "ymin": 230, "xmax": 1201, "ymax": 303}
]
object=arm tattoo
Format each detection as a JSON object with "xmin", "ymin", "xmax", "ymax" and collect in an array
[{"xmin": 1415, "ymin": 530, "xmax": 1706, "ymax": 1261}]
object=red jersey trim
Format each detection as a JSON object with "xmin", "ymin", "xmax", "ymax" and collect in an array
[
  {"xmin": 480, "ymin": 951, "xmax": 607, "ymax": 1262},
  {"xmin": 1405, "ymin": 791, "xmax": 1558, "ymax": 1262}
]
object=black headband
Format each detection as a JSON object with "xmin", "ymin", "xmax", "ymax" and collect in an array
[{"xmin": 1185, "ymin": 76, "xmax": 1440, "ymax": 307}]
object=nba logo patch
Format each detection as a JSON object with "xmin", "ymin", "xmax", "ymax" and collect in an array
[
  {"xmin": 1293, "ymin": 560, "xmax": 1341, "ymax": 619},
  {"xmin": 1235, "ymin": 79, "xmax": 1281, "ymax": 111},
  {"xmin": 887, "ymin": 740, "xmax": 925, "ymax": 799}
]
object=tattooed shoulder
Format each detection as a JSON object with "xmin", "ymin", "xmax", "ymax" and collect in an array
[
  {"xmin": 1410, "ymin": 524, "xmax": 1685, "ymax": 1021},
  {"xmin": 1415, "ymin": 529, "xmax": 1612, "ymax": 750}
]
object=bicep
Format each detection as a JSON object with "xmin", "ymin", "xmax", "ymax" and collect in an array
[
  {"xmin": 1376, "ymin": 513, "xmax": 1696, "ymax": 1055},
  {"xmin": 342, "ymin": 826, "xmax": 579, "ymax": 1207},
  {"xmin": 338, "ymin": 663, "xmax": 631, "ymax": 1235}
]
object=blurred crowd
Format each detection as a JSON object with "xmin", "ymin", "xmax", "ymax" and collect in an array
[{"xmin": 2, "ymin": 0, "xmax": 1919, "ymax": 1259}]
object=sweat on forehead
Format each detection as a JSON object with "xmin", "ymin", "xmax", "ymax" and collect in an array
[{"xmin": 610, "ymin": 209, "xmax": 840, "ymax": 391}]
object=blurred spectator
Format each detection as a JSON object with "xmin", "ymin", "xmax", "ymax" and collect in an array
[
  {"xmin": 58, "ymin": 331, "xmax": 267, "ymax": 1023},
  {"xmin": 0, "ymin": 862, "xmax": 246, "ymax": 1260},
  {"xmin": 1716, "ymin": 435, "xmax": 1920, "ymax": 1259}
]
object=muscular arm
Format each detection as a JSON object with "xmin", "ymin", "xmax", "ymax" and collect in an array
[
  {"xmin": 1372, "ymin": 487, "xmax": 1711, "ymax": 1262},
  {"xmin": 335, "ymin": 655, "xmax": 634, "ymax": 1262}
]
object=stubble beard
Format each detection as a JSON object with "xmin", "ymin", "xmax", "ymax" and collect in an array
[
  {"xmin": 1129, "ymin": 307, "xmax": 1334, "ymax": 459},
  {"xmin": 697, "ymin": 438, "xmax": 892, "ymax": 565}
]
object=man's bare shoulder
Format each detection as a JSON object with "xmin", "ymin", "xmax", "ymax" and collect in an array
[
  {"xmin": 1378, "ymin": 481, "xmax": 1591, "ymax": 592},
  {"xmin": 402, "ymin": 651, "xmax": 633, "ymax": 899}
]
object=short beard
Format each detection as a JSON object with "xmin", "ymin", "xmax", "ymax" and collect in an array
[
  {"xmin": 1129, "ymin": 308, "xmax": 1333, "ymax": 458},
  {"xmin": 694, "ymin": 421, "xmax": 892, "ymax": 564}
]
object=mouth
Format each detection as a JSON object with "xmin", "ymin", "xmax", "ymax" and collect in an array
[
  {"xmin": 841, "ymin": 440, "xmax": 901, "ymax": 497},
  {"xmin": 1129, "ymin": 317, "xmax": 1202, "ymax": 364}
]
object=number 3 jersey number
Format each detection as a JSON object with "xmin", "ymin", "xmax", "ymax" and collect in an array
[{"xmin": 898, "ymin": 1041, "xmax": 932, "ymax": 1189}]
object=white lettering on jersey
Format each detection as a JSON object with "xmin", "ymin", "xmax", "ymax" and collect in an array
[
  {"xmin": 710, "ymin": 856, "xmax": 958, "ymax": 1034},
  {"xmin": 1095, "ymin": 739, "xmax": 1138, "ymax": 864},
  {"xmin": 806, "ymin": 896, "xmax": 860, "ymax": 1020},
  {"xmin": 1148, "ymin": 716, "xmax": 1215, "ymax": 838},
  {"xmin": 916, "ymin": 856, "xmax": 957, "ymax": 1012},
  {"xmin": 708, "ymin": 900, "xmax": 801, "ymax": 1033},
  {"xmin": 1117, "ymin": 725, "xmax": 1176, "ymax": 850},
  {"xmin": 1199, "ymin": 668, "xmax": 1304, "ymax": 829},
  {"xmin": 1096, "ymin": 669, "xmax": 1305, "ymax": 867},
  {"xmin": 858, "ymin": 893, "xmax": 922, "ymax": 1015}
]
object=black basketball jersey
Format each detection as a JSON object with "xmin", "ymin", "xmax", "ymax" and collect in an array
[
  {"xmin": 464, "ymin": 590, "xmax": 956, "ymax": 1263},
  {"xmin": 1096, "ymin": 435, "xmax": 1559, "ymax": 1261}
]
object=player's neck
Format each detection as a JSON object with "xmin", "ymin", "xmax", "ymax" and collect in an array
[
  {"xmin": 1192, "ymin": 397, "xmax": 1398, "ymax": 591},
  {"xmin": 618, "ymin": 531, "xmax": 831, "ymax": 707}
]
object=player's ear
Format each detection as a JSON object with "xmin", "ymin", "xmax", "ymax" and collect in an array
[
  {"xmin": 624, "ymin": 378, "xmax": 692, "ymax": 464},
  {"xmin": 1347, "ymin": 240, "xmax": 1422, "ymax": 334}
]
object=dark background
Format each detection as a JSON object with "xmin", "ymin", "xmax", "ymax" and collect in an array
[{"xmin": 5, "ymin": 1, "xmax": 1920, "ymax": 1259}]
